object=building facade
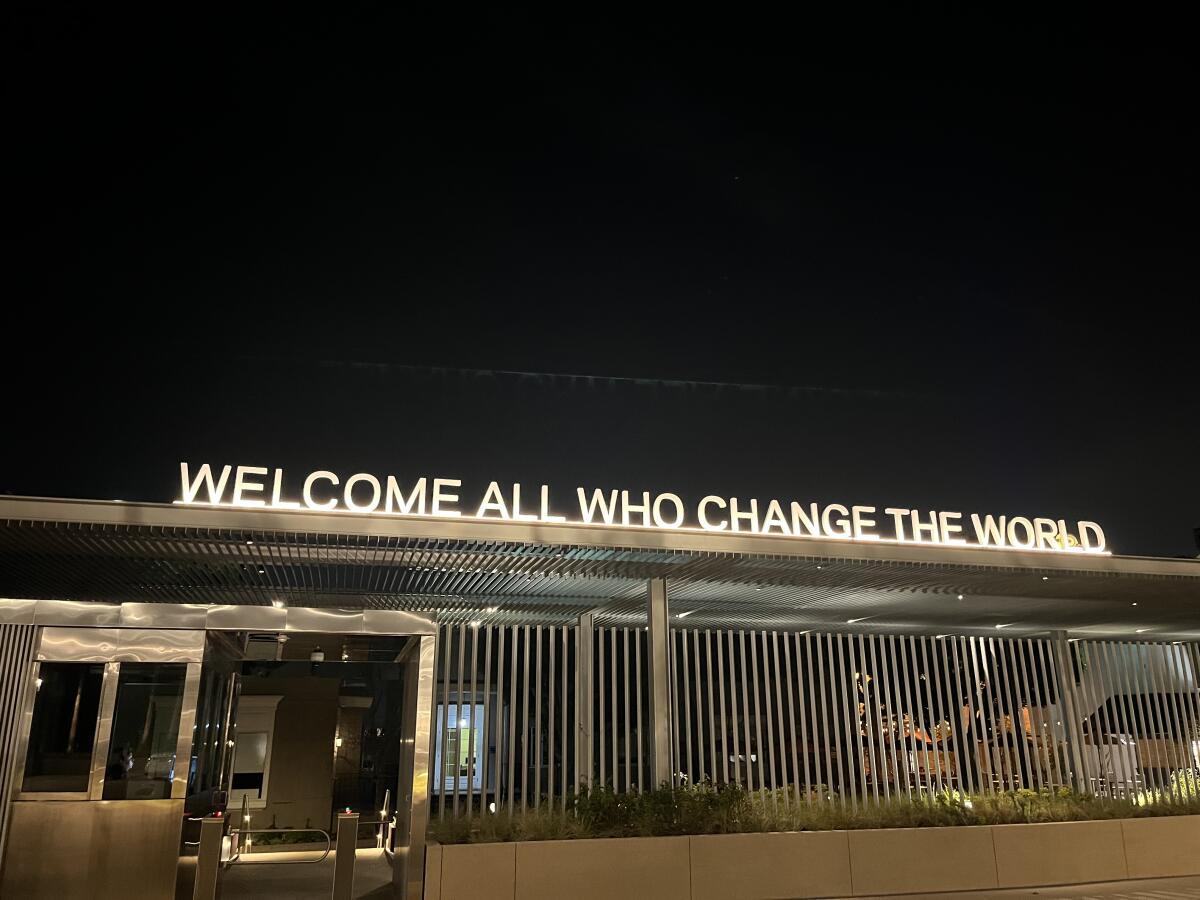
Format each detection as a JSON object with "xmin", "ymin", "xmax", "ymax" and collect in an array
[{"xmin": 0, "ymin": 492, "xmax": 1197, "ymax": 898}]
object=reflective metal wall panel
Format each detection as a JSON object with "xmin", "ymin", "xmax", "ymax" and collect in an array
[
  {"xmin": 37, "ymin": 627, "xmax": 121, "ymax": 661},
  {"xmin": 0, "ymin": 799, "xmax": 184, "ymax": 900},
  {"xmin": 0, "ymin": 623, "xmax": 37, "ymax": 860},
  {"xmin": 118, "ymin": 602, "xmax": 209, "ymax": 629}
]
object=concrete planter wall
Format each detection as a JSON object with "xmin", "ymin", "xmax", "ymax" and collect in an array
[{"xmin": 424, "ymin": 814, "xmax": 1200, "ymax": 900}]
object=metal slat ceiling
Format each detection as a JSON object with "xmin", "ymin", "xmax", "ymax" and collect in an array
[{"xmin": 0, "ymin": 518, "xmax": 1197, "ymax": 638}]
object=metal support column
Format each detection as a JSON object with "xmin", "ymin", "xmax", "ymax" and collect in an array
[
  {"xmin": 192, "ymin": 816, "xmax": 224, "ymax": 900},
  {"xmin": 647, "ymin": 578, "xmax": 673, "ymax": 788},
  {"xmin": 397, "ymin": 634, "xmax": 437, "ymax": 900},
  {"xmin": 1050, "ymin": 630, "xmax": 1087, "ymax": 792},
  {"xmin": 332, "ymin": 812, "xmax": 359, "ymax": 900},
  {"xmin": 575, "ymin": 612, "xmax": 594, "ymax": 791}
]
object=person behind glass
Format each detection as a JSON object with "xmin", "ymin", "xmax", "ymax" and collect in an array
[{"xmin": 106, "ymin": 744, "xmax": 134, "ymax": 783}]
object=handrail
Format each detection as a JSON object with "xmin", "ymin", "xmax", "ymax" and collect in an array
[{"xmin": 226, "ymin": 828, "xmax": 332, "ymax": 866}]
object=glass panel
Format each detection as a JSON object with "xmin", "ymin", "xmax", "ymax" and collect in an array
[
  {"xmin": 102, "ymin": 663, "xmax": 187, "ymax": 800},
  {"xmin": 433, "ymin": 702, "xmax": 485, "ymax": 793},
  {"xmin": 23, "ymin": 663, "xmax": 105, "ymax": 793},
  {"xmin": 231, "ymin": 732, "xmax": 269, "ymax": 799}
]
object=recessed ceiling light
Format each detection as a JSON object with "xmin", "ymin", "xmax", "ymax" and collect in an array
[
  {"xmin": 995, "ymin": 623, "xmax": 1010, "ymax": 629},
  {"xmin": 246, "ymin": 539, "xmax": 254, "ymax": 546},
  {"xmin": 816, "ymin": 565, "xmax": 823, "ymax": 570},
  {"xmin": 1136, "ymin": 628, "xmax": 1150, "ymax": 634},
  {"xmin": 1041, "ymin": 576, "xmax": 1049, "ymax": 581},
  {"xmin": 1131, "ymin": 602, "xmax": 1138, "ymax": 606},
  {"xmin": 847, "ymin": 617, "xmax": 868, "ymax": 624},
  {"xmin": 677, "ymin": 610, "xmax": 694, "ymax": 619},
  {"xmin": 956, "ymin": 594, "xmax": 964, "ymax": 601}
]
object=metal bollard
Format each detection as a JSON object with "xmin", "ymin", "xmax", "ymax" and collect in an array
[
  {"xmin": 193, "ymin": 816, "xmax": 225, "ymax": 900},
  {"xmin": 331, "ymin": 811, "xmax": 358, "ymax": 900}
]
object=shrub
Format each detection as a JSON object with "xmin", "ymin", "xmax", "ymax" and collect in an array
[{"xmin": 428, "ymin": 779, "xmax": 1200, "ymax": 845}]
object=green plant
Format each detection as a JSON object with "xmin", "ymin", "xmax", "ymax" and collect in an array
[{"xmin": 428, "ymin": 781, "xmax": 1200, "ymax": 845}]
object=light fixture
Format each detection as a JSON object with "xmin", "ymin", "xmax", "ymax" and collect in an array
[
  {"xmin": 271, "ymin": 599, "xmax": 286, "ymax": 609},
  {"xmin": 1041, "ymin": 576, "xmax": 1049, "ymax": 581},
  {"xmin": 485, "ymin": 606, "xmax": 498, "ymax": 613},
  {"xmin": 1131, "ymin": 602, "xmax": 1138, "ymax": 606},
  {"xmin": 847, "ymin": 617, "xmax": 868, "ymax": 624},
  {"xmin": 677, "ymin": 610, "xmax": 694, "ymax": 619},
  {"xmin": 956, "ymin": 594, "xmax": 964, "ymax": 601},
  {"xmin": 995, "ymin": 623, "xmax": 1010, "ymax": 629},
  {"xmin": 246, "ymin": 539, "xmax": 254, "ymax": 546},
  {"xmin": 1135, "ymin": 628, "xmax": 1150, "ymax": 634}
]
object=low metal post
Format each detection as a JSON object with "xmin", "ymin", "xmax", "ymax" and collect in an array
[
  {"xmin": 193, "ymin": 816, "xmax": 224, "ymax": 900},
  {"xmin": 332, "ymin": 812, "xmax": 358, "ymax": 900}
]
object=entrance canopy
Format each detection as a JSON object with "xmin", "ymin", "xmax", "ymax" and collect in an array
[{"xmin": 1, "ymin": 497, "xmax": 1197, "ymax": 639}]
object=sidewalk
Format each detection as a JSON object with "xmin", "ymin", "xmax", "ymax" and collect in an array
[{"xmin": 856, "ymin": 875, "xmax": 1200, "ymax": 900}]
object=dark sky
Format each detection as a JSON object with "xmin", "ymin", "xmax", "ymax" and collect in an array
[{"xmin": 5, "ymin": 10, "xmax": 1198, "ymax": 557}]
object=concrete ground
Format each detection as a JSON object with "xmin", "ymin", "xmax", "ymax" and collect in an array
[
  {"xmin": 217, "ymin": 847, "xmax": 396, "ymax": 899},
  {"xmin": 857, "ymin": 875, "xmax": 1200, "ymax": 899}
]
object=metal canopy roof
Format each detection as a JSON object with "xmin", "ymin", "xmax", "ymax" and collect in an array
[{"xmin": 1, "ymin": 497, "xmax": 1197, "ymax": 639}]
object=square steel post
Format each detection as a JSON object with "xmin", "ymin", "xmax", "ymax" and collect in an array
[
  {"xmin": 1050, "ymin": 630, "xmax": 1088, "ymax": 793},
  {"xmin": 332, "ymin": 812, "xmax": 359, "ymax": 900},
  {"xmin": 396, "ymin": 634, "xmax": 437, "ymax": 899},
  {"xmin": 575, "ymin": 612, "xmax": 594, "ymax": 791},
  {"xmin": 647, "ymin": 578, "xmax": 673, "ymax": 788}
]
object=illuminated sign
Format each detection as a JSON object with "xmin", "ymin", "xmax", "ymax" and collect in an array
[{"xmin": 176, "ymin": 463, "xmax": 1108, "ymax": 554}]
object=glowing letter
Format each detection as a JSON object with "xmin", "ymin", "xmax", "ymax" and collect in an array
[
  {"xmin": 432, "ymin": 478, "xmax": 462, "ymax": 516},
  {"xmin": 232, "ymin": 466, "xmax": 267, "ymax": 507},
  {"xmin": 910, "ymin": 510, "xmax": 939, "ymax": 543},
  {"xmin": 179, "ymin": 462, "xmax": 231, "ymax": 504},
  {"xmin": 271, "ymin": 469, "xmax": 300, "ymax": 509},
  {"xmin": 698, "ymin": 496, "xmax": 728, "ymax": 531},
  {"xmin": 577, "ymin": 488, "xmax": 619, "ymax": 525},
  {"xmin": 652, "ymin": 493, "xmax": 685, "ymax": 529},
  {"xmin": 790, "ymin": 502, "xmax": 821, "ymax": 538},
  {"xmin": 1006, "ymin": 516, "xmax": 1035, "ymax": 549},
  {"xmin": 621, "ymin": 490, "xmax": 651, "ymax": 527},
  {"xmin": 540, "ymin": 485, "xmax": 567, "ymax": 523},
  {"xmin": 822, "ymin": 503, "xmax": 852, "ymax": 538},
  {"xmin": 511, "ymin": 484, "xmax": 538, "ymax": 522},
  {"xmin": 1078, "ymin": 521, "xmax": 1106, "ymax": 552},
  {"xmin": 970, "ymin": 514, "xmax": 1006, "ymax": 547},
  {"xmin": 303, "ymin": 471, "xmax": 339, "ymax": 510},
  {"xmin": 762, "ymin": 499, "xmax": 790, "ymax": 535},
  {"xmin": 852, "ymin": 505, "xmax": 878, "ymax": 540},
  {"xmin": 938, "ymin": 511, "xmax": 966, "ymax": 545},
  {"xmin": 729, "ymin": 497, "xmax": 759, "ymax": 533},
  {"xmin": 885, "ymin": 508, "xmax": 910, "ymax": 541},
  {"xmin": 476, "ymin": 481, "xmax": 509, "ymax": 518},
  {"xmin": 1033, "ymin": 517, "xmax": 1059, "ymax": 551},
  {"xmin": 385, "ymin": 477, "xmax": 426, "ymax": 515},
  {"xmin": 343, "ymin": 473, "xmax": 382, "ymax": 512}
]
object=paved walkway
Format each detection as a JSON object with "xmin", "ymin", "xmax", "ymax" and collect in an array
[
  {"xmin": 857, "ymin": 875, "xmax": 1200, "ymax": 900},
  {"xmin": 217, "ymin": 847, "xmax": 395, "ymax": 899}
]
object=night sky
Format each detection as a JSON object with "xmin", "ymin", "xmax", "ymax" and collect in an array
[{"xmin": 6, "ymin": 11, "xmax": 1197, "ymax": 557}]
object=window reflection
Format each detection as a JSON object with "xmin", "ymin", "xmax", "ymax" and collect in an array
[
  {"xmin": 102, "ymin": 663, "xmax": 186, "ymax": 800},
  {"xmin": 22, "ymin": 663, "xmax": 105, "ymax": 793}
]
